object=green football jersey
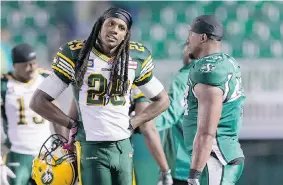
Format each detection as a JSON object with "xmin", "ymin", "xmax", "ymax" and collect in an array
[
  {"xmin": 155, "ymin": 61, "xmax": 196, "ymax": 181},
  {"xmin": 183, "ymin": 53, "xmax": 246, "ymax": 165}
]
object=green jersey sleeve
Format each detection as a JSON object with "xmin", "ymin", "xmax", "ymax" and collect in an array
[
  {"xmin": 190, "ymin": 55, "xmax": 229, "ymax": 87},
  {"xmin": 155, "ymin": 66, "xmax": 191, "ymax": 131},
  {"xmin": 130, "ymin": 42, "xmax": 154, "ymax": 87},
  {"xmin": 52, "ymin": 40, "xmax": 85, "ymax": 84}
]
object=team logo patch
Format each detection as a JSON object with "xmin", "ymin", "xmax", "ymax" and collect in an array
[
  {"xmin": 88, "ymin": 59, "xmax": 94, "ymax": 68},
  {"xmin": 41, "ymin": 171, "xmax": 54, "ymax": 184},
  {"xmin": 199, "ymin": 64, "xmax": 215, "ymax": 73}
]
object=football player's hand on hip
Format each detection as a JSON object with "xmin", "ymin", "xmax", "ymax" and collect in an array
[
  {"xmin": 63, "ymin": 118, "xmax": 80, "ymax": 151},
  {"xmin": 157, "ymin": 169, "xmax": 173, "ymax": 185},
  {"xmin": 1, "ymin": 164, "xmax": 16, "ymax": 185},
  {"xmin": 187, "ymin": 178, "xmax": 200, "ymax": 185}
]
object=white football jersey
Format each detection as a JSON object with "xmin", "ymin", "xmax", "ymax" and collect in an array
[
  {"xmin": 1, "ymin": 70, "xmax": 52, "ymax": 156},
  {"xmin": 42, "ymin": 40, "xmax": 164, "ymax": 142},
  {"xmin": 76, "ymin": 51, "xmax": 137, "ymax": 141}
]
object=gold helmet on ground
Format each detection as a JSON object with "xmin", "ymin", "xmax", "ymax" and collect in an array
[{"xmin": 32, "ymin": 134, "xmax": 78, "ymax": 185}]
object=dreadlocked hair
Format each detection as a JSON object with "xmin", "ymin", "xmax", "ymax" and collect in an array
[
  {"xmin": 109, "ymin": 32, "xmax": 131, "ymax": 96},
  {"xmin": 73, "ymin": 17, "xmax": 131, "ymax": 97},
  {"xmin": 73, "ymin": 17, "xmax": 103, "ymax": 90}
]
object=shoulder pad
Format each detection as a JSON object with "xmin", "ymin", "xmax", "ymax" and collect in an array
[
  {"xmin": 52, "ymin": 40, "xmax": 85, "ymax": 84},
  {"xmin": 190, "ymin": 54, "xmax": 229, "ymax": 86},
  {"xmin": 58, "ymin": 40, "xmax": 86, "ymax": 62},
  {"xmin": 129, "ymin": 41, "xmax": 152, "ymax": 62}
]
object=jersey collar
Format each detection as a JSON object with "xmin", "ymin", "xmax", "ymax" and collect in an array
[
  {"xmin": 180, "ymin": 60, "xmax": 197, "ymax": 71},
  {"xmin": 92, "ymin": 48, "xmax": 114, "ymax": 63}
]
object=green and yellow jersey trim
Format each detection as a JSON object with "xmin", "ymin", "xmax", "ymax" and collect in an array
[
  {"xmin": 51, "ymin": 65, "xmax": 72, "ymax": 80},
  {"xmin": 141, "ymin": 55, "xmax": 152, "ymax": 68},
  {"xmin": 57, "ymin": 52, "xmax": 75, "ymax": 68},
  {"xmin": 92, "ymin": 48, "xmax": 114, "ymax": 63}
]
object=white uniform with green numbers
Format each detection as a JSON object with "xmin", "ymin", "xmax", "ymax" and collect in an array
[
  {"xmin": 51, "ymin": 40, "xmax": 157, "ymax": 142},
  {"xmin": 1, "ymin": 69, "xmax": 52, "ymax": 185},
  {"xmin": 47, "ymin": 40, "xmax": 163, "ymax": 185},
  {"xmin": 183, "ymin": 53, "xmax": 245, "ymax": 185},
  {"xmin": 1, "ymin": 70, "xmax": 52, "ymax": 155}
]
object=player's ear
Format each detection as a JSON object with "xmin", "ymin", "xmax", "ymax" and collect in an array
[{"xmin": 200, "ymin": 34, "xmax": 207, "ymax": 43}]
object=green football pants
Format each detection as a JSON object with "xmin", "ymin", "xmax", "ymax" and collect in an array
[
  {"xmin": 6, "ymin": 151, "xmax": 36, "ymax": 185},
  {"xmin": 200, "ymin": 156, "xmax": 244, "ymax": 185},
  {"xmin": 75, "ymin": 138, "xmax": 133, "ymax": 185}
]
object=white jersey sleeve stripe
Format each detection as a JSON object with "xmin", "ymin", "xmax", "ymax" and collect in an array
[
  {"xmin": 58, "ymin": 59, "xmax": 75, "ymax": 76},
  {"xmin": 56, "ymin": 63, "xmax": 74, "ymax": 78},
  {"xmin": 141, "ymin": 63, "xmax": 154, "ymax": 76},
  {"xmin": 141, "ymin": 59, "xmax": 153, "ymax": 74},
  {"xmin": 58, "ymin": 58, "xmax": 75, "ymax": 72},
  {"xmin": 57, "ymin": 52, "xmax": 75, "ymax": 68}
]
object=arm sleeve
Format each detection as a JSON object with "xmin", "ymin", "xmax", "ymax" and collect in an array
[
  {"xmin": 154, "ymin": 72, "xmax": 188, "ymax": 131},
  {"xmin": 138, "ymin": 76, "xmax": 164, "ymax": 99},
  {"xmin": 37, "ymin": 72, "xmax": 68, "ymax": 99},
  {"xmin": 130, "ymin": 43, "xmax": 164, "ymax": 99},
  {"xmin": 130, "ymin": 84, "xmax": 149, "ymax": 104}
]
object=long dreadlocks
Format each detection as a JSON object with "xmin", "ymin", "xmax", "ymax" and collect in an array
[{"xmin": 73, "ymin": 8, "xmax": 132, "ymax": 96}]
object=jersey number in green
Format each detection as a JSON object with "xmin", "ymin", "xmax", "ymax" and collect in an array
[
  {"xmin": 16, "ymin": 97, "xmax": 45, "ymax": 125},
  {"xmin": 86, "ymin": 74, "xmax": 126, "ymax": 106}
]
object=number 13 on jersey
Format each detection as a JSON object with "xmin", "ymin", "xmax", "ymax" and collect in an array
[{"xmin": 16, "ymin": 97, "xmax": 44, "ymax": 125}]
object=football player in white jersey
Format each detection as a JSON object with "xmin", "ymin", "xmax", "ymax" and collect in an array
[
  {"xmin": 0, "ymin": 43, "xmax": 64, "ymax": 185},
  {"xmin": 30, "ymin": 7, "xmax": 169, "ymax": 185}
]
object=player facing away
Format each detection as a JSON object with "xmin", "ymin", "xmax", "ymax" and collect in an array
[
  {"xmin": 155, "ymin": 44, "xmax": 195, "ymax": 185},
  {"xmin": 0, "ymin": 43, "xmax": 62, "ymax": 185},
  {"xmin": 183, "ymin": 15, "xmax": 246, "ymax": 185},
  {"xmin": 129, "ymin": 85, "xmax": 173, "ymax": 185},
  {"xmin": 30, "ymin": 7, "xmax": 169, "ymax": 185}
]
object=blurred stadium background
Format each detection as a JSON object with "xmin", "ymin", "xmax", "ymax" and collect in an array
[{"xmin": 1, "ymin": 1, "xmax": 283, "ymax": 185}]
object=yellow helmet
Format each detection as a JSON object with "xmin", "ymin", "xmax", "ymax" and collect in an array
[{"xmin": 32, "ymin": 134, "xmax": 78, "ymax": 185}]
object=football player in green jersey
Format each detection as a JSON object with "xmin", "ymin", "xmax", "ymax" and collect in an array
[
  {"xmin": 183, "ymin": 15, "xmax": 245, "ymax": 185},
  {"xmin": 30, "ymin": 7, "xmax": 169, "ymax": 185},
  {"xmin": 155, "ymin": 44, "xmax": 195, "ymax": 185},
  {"xmin": 129, "ymin": 85, "xmax": 173, "ymax": 185}
]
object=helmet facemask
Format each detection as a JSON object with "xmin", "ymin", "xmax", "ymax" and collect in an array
[{"xmin": 38, "ymin": 134, "xmax": 76, "ymax": 167}]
